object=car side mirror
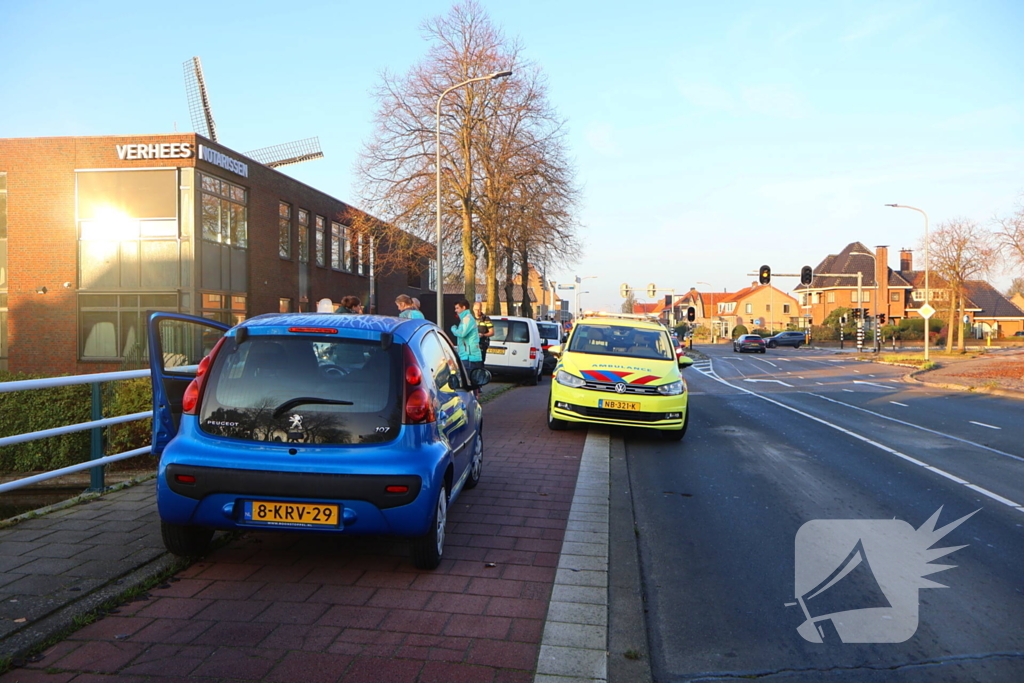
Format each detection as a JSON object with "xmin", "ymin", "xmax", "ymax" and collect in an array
[
  {"xmin": 678, "ymin": 355, "xmax": 694, "ymax": 369},
  {"xmin": 470, "ymin": 367, "xmax": 492, "ymax": 387},
  {"xmin": 548, "ymin": 345, "xmax": 562, "ymax": 358}
]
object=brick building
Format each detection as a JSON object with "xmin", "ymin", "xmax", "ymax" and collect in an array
[
  {"xmin": 0, "ymin": 134, "xmax": 432, "ymax": 374},
  {"xmin": 713, "ymin": 284, "xmax": 800, "ymax": 337}
]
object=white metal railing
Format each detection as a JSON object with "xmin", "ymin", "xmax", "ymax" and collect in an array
[{"xmin": 0, "ymin": 369, "xmax": 154, "ymax": 494}]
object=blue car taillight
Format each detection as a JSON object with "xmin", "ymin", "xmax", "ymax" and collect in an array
[
  {"xmin": 182, "ymin": 336, "xmax": 227, "ymax": 415},
  {"xmin": 403, "ymin": 345, "xmax": 436, "ymax": 425}
]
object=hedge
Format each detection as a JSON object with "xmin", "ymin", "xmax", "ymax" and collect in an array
[{"xmin": 0, "ymin": 371, "xmax": 153, "ymax": 474}]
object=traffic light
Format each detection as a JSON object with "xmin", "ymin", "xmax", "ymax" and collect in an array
[
  {"xmin": 664, "ymin": 294, "xmax": 672, "ymax": 308},
  {"xmin": 840, "ymin": 315, "xmax": 848, "ymax": 325},
  {"xmin": 759, "ymin": 265, "xmax": 771, "ymax": 285},
  {"xmin": 878, "ymin": 313, "xmax": 886, "ymax": 324},
  {"xmin": 687, "ymin": 306, "xmax": 696, "ymax": 322},
  {"xmin": 800, "ymin": 266, "xmax": 813, "ymax": 286}
]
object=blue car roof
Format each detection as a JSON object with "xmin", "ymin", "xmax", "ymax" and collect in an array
[{"xmin": 233, "ymin": 313, "xmax": 431, "ymax": 342}]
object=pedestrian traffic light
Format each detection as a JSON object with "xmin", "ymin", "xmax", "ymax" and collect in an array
[
  {"xmin": 759, "ymin": 265, "xmax": 771, "ymax": 285},
  {"xmin": 840, "ymin": 315, "xmax": 848, "ymax": 325},
  {"xmin": 687, "ymin": 306, "xmax": 696, "ymax": 322},
  {"xmin": 800, "ymin": 266, "xmax": 813, "ymax": 286}
]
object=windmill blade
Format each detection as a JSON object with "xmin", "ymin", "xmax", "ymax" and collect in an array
[
  {"xmin": 183, "ymin": 56, "xmax": 217, "ymax": 142},
  {"xmin": 245, "ymin": 137, "xmax": 324, "ymax": 168}
]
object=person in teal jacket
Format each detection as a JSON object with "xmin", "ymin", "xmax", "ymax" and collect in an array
[
  {"xmin": 450, "ymin": 299, "xmax": 483, "ymax": 367},
  {"xmin": 396, "ymin": 294, "xmax": 425, "ymax": 319}
]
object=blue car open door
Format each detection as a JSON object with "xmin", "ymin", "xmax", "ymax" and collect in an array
[{"xmin": 147, "ymin": 312, "xmax": 230, "ymax": 456}]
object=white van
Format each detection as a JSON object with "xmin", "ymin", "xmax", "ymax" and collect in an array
[{"xmin": 484, "ymin": 316, "xmax": 543, "ymax": 385}]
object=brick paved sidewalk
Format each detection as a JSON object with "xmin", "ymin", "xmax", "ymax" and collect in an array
[{"xmin": 1, "ymin": 382, "xmax": 588, "ymax": 683}]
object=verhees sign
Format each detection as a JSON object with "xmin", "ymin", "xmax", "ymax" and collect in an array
[{"xmin": 116, "ymin": 142, "xmax": 195, "ymax": 160}]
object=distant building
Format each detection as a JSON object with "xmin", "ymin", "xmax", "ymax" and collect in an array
[
  {"xmin": 794, "ymin": 242, "xmax": 1024, "ymax": 337},
  {"xmin": 0, "ymin": 134, "xmax": 432, "ymax": 374},
  {"xmin": 713, "ymin": 284, "xmax": 800, "ymax": 337}
]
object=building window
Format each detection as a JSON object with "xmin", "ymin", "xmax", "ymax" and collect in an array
[
  {"xmin": 765, "ymin": 304, "xmax": 771, "ymax": 312},
  {"xmin": 278, "ymin": 202, "xmax": 291, "ymax": 259},
  {"xmin": 428, "ymin": 259, "xmax": 437, "ymax": 292},
  {"xmin": 315, "ymin": 215, "xmax": 326, "ymax": 267},
  {"xmin": 812, "ymin": 292, "xmax": 820, "ymax": 304},
  {"xmin": 745, "ymin": 303, "xmax": 752, "ymax": 314},
  {"xmin": 357, "ymin": 233, "xmax": 365, "ymax": 276},
  {"xmin": 79, "ymin": 293, "xmax": 178, "ymax": 361},
  {"xmin": 199, "ymin": 173, "xmax": 247, "ymax": 247},
  {"xmin": 344, "ymin": 228, "xmax": 354, "ymax": 271},
  {"xmin": 891, "ymin": 291, "xmax": 901, "ymax": 302},
  {"xmin": 827, "ymin": 291, "xmax": 835, "ymax": 303},
  {"xmin": 330, "ymin": 221, "xmax": 344, "ymax": 270},
  {"xmin": 783, "ymin": 304, "xmax": 790, "ymax": 314},
  {"xmin": 279, "ymin": 297, "xmax": 293, "ymax": 313},
  {"xmin": 298, "ymin": 209, "xmax": 309, "ymax": 264},
  {"xmin": 201, "ymin": 292, "xmax": 246, "ymax": 326},
  {"xmin": 913, "ymin": 289, "xmax": 948, "ymax": 302},
  {"xmin": 801, "ymin": 294, "xmax": 807, "ymax": 306}
]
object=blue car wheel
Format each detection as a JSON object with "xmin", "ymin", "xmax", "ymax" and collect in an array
[
  {"xmin": 464, "ymin": 433, "xmax": 483, "ymax": 490},
  {"xmin": 412, "ymin": 486, "xmax": 448, "ymax": 570}
]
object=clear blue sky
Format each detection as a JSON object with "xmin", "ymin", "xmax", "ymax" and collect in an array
[{"xmin": 3, "ymin": 0, "xmax": 1022, "ymax": 312}]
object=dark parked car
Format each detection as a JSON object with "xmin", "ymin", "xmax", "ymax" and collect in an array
[
  {"xmin": 733, "ymin": 334, "xmax": 767, "ymax": 353},
  {"xmin": 766, "ymin": 330, "xmax": 807, "ymax": 348}
]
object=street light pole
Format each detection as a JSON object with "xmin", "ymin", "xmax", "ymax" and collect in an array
[
  {"xmin": 575, "ymin": 276, "xmax": 598, "ymax": 318},
  {"xmin": 885, "ymin": 204, "xmax": 930, "ymax": 361},
  {"xmin": 435, "ymin": 70, "xmax": 512, "ymax": 331}
]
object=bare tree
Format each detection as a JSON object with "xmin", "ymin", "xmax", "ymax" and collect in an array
[
  {"xmin": 995, "ymin": 195, "xmax": 1024, "ymax": 263},
  {"xmin": 357, "ymin": 2, "xmax": 581, "ymax": 311},
  {"xmin": 928, "ymin": 218, "xmax": 996, "ymax": 352},
  {"xmin": 1006, "ymin": 276, "xmax": 1024, "ymax": 298},
  {"xmin": 621, "ymin": 289, "xmax": 636, "ymax": 314}
]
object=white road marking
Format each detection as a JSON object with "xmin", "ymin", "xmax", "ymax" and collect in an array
[
  {"xmin": 744, "ymin": 379, "xmax": 793, "ymax": 387},
  {"xmin": 965, "ymin": 485, "xmax": 1021, "ymax": 507},
  {"xmin": 807, "ymin": 393, "xmax": 1024, "ymax": 465},
  {"xmin": 816, "ymin": 382, "xmax": 825, "ymax": 385},
  {"xmin": 926, "ymin": 467, "xmax": 967, "ymax": 484},
  {"xmin": 842, "ymin": 389, "xmax": 855, "ymax": 392},
  {"xmin": 890, "ymin": 401, "xmax": 908, "ymax": 407},
  {"xmin": 753, "ymin": 358, "xmax": 779, "ymax": 368},
  {"xmin": 853, "ymin": 380, "xmax": 894, "ymax": 390},
  {"xmin": 970, "ymin": 421, "xmax": 1001, "ymax": 430},
  {"xmin": 701, "ymin": 365, "xmax": 1024, "ymax": 516}
]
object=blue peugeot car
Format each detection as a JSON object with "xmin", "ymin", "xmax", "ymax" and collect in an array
[{"xmin": 147, "ymin": 312, "xmax": 490, "ymax": 569}]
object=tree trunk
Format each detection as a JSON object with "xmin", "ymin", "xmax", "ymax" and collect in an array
[
  {"xmin": 461, "ymin": 204, "xmax": 476, "ymax": 304},
  {"xmin": 483, "ymin": 239, "xmax": 501, "ymax": 315},
  {"xmin": 519, "ymin": 247, "xmax": 532, "ymax": 319},
  {"xmin": 944, "ymin": 294, "xmax": 956, "ymax": 353},
  {"xmin": 504, "ymin": 247, "xmax": 516, "ymax": 316},
  {"xmin": 957, "ymin": 294, "xmax": 966, "ymax": 353}
]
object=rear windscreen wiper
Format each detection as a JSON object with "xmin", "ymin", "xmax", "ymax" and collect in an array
[{"xmin": 272, "ymin": 397, "xmax": 354, "ymax": 419}]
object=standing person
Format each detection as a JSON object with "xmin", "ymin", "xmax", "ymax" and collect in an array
[
  {"xmin": 475, "ymin": 305, "xmax": 494, "ymax": 358},
  {"xmin": 396, "ymin": 294, "xmax": 425, "ymax": 319},
  {"xmin": 450, "ymin": 299, "xmax": 483, "ymax": 392},
  {"xmin": 411, "ymin": 297, "xmax": 422, "ymax": 312},
  {"xmin": 337, "ymin": 296, "xmax": 362, "ymax": 314}
]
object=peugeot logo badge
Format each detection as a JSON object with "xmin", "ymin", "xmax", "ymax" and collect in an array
[{"xmin": 615, "ymin": 383, "xmax": 627, "ymax": 394}]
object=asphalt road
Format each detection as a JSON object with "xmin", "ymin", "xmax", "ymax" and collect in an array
[{"xmin": 619, "ymin": 345, "xmax": 1024, "ymax": 682}]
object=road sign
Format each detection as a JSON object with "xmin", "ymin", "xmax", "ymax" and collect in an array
[
  {"xmin": 963, "ymin": 314, "xmax": 970, "ymax": 324},
  {"xmin": 919, "ymin": 303, "xmax": 936, "ymax": 319},
  {"xmin": 620, "ymin": 283, "xmax": 631, "ymax": 298},
  {"xmin": 647, "ymin": 283, "xmax": 657, "ymax": 298},
  {"xmin": 557, "ymin": 285, "xmax": 575, "ymax": 290}
]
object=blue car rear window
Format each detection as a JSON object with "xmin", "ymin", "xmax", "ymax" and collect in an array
[{"xmin": 198, "ymin": 335, "xmax": 402, "ymax": 445}]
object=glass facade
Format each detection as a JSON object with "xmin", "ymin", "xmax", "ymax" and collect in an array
[
  {"xmin": 278, "ymin": 202, "xmax": 291, "ymax": 259},
  {"xmin": 315, "ymin": 215, "xmax": 326, "ymax": 267},
  {"xmin": 201, "ymin": 292, "xmax": 247, "ymax": 326},
  {"xmin": 331, "ymin": 221, "xmax": 344, "ymax": 270},
  {"xmin": 79, "ymin": 293, "xmax": 178, "ymax": 362},
  {"xmin": 298, "ymin": 209, "xmax": 309, "ymax": 264},
  {"xmin": 200, "ymin": 173, "xmax": 247, "ymax": 247}
]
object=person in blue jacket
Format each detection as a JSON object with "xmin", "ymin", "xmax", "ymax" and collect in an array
[
  {"xmin": 450, "ymin": 299, "xmax": 483, "ymax": 378},
  {"xmin": 396, "ymin": 294, "xmax": 425, "ymax": 319}
]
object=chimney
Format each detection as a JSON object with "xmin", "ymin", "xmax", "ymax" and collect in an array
[{"xmin": 899, "ymin": 249, "xmax": 912, "ymax": 272}]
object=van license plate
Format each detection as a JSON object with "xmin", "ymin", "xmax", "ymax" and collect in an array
[
  {"xmin": 243, "ymin": 501, "xmax": 339, "ymax": 527},
  {"xmin": 488, "ymin": 347, "xmax": 506, "ymax": 355},
  {"xmin": 599, "ymin": 399, "xmax": 640, "ymax": 411}
]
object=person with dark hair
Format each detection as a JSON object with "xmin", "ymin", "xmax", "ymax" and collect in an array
[
  {"xmin": 475, "ymin": 304, "xmax": 494, "ymax": 357},
  {"xmin": 396, "ymin": 294, "xmax": 425, "ymax": 319},
  {"xmin": 450, "ymin": 299, "xmax": 482, "ymax": 372},
  {"xmin": 338, "ymin": 296, "xmax": 362, "ymax": 314}
]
